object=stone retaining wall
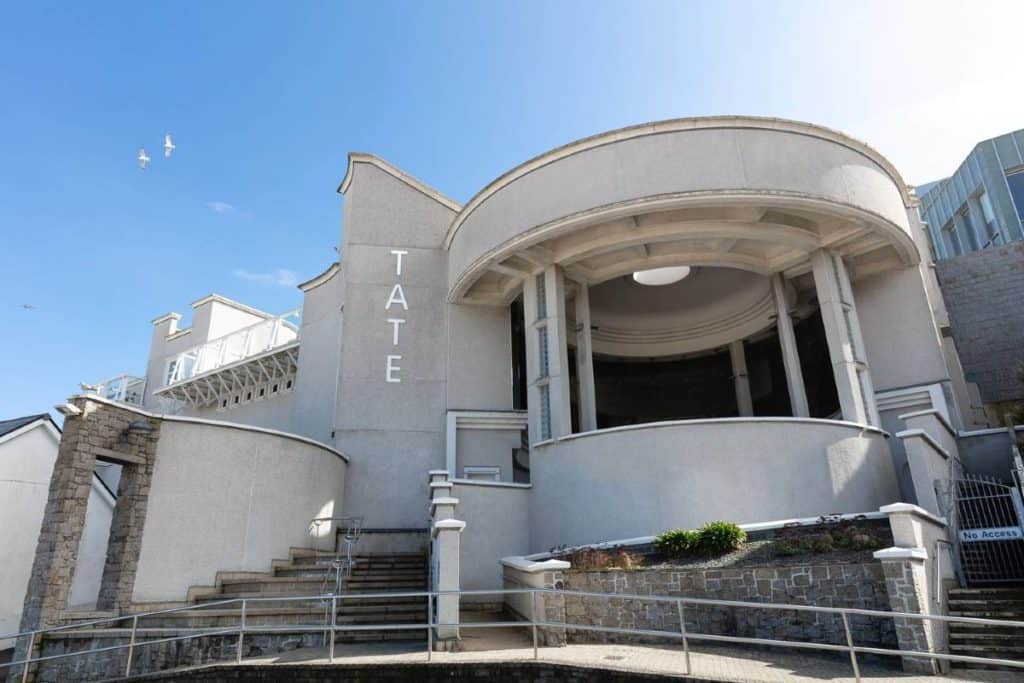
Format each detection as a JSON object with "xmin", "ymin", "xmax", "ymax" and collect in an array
[
  {"xmin": 24, "ymin": 631, "xmax": 326, "ymax": 682},
  {"xmin": 562, "ymin": 562, "xmax": 897, "ymax": 649}
]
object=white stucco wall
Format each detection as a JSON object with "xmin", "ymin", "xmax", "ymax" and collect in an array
[
  {"xmin": 447, "ymin": 118, "xmax": 915, "ymax": 295},
  {"xmin": 68, "ymin": 476, "xmax": 115, "ymax": 610},
  {"xmin": 290, "ymin": 266, "xmax": 343, "ymax": 443},
  {"xmin": 0, "ymin": 422, "xmax": 112, "ymax": 647},
  {"xmin": 334, "ymin": 160, "xmax": 456, "ymax": 528},
  {"xmin": 453, "ymin": 481, "xmax": 530, "ymax": 597},
  {"xmin": 528, "ymin": 419, "xmax": 899, "ymax": 552},
  {"xmin": 854, "ymin": 266, "xmax": 950, "ymax": 393},
  {"xmin": 131, "ymin": 420, "xmax": 347, "ymax": 603}
]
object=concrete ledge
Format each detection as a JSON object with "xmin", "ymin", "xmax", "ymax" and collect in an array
[
  {"xmin": 897, "ymin": 409, "xmax": 956, "ymax": 438},
  {"xmin": 432, "ymin": 519, "xmax": 466, "ymax": 536},
  {"xmin": 873, "ymin": 546, "xmax": 927, "ymax": 561},
  {"xmin": 893, "ymin": 428, "xmax": 950, "ymax": 460},
  {"xmin": 451, "ymin": 478, "xmax": 532, "ymax": 489},
  {"xmin": 501, "ymin": 556, "xmax": 571, "ymax": 572},
  {"xmin": 879, "ymin": 503, "xmax": 947, "ymax": 528}
]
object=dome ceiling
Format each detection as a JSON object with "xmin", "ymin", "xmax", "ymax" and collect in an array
[{"xmin": 585, "ymin": 267, "xmax": 782, "ymax": 358}]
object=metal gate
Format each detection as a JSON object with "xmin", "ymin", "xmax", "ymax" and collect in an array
[{"xmin": 943, "ymin": 472, "xmax": 1024, "ymax": 585}]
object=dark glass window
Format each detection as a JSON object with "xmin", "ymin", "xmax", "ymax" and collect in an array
[
  {"xmin": 510, "ymin": 297, "xmax": 527, "ymax": 410},
  {"xmin": 1007, "ymin": 171, "xmax": 1024, "ymax": 221}
]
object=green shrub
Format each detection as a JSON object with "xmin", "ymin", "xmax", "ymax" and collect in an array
[
  {"xmin": 812, "ymin": 533, "xmax": 835, "ymax": 553},
  {"xmin": 775, "ymin": 540, "xmax": 804, "ymax": 556},
  {"xmin": 653, "ymin": 528, "xmax": 699, "ymax": 558},
  {"xmin": 695, "ymin": 521, "xmax": 746, "ymax": 555}
]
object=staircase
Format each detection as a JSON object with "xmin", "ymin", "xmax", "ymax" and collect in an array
[
  {"xmin": 948, "ymin": 586, "xmax": 1024, "ymax": 669},
  {"xmin": 138, "ymin": 549, "xmax": 429, "ymax": 643}
]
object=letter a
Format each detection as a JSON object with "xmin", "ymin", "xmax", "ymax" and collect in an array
[{"xmin": 385, "ymin": 284, "xmax": 408, "ymax": 311}]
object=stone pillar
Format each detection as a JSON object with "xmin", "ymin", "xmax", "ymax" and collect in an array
[
  {"xmin": 10, "ymin": 397, "xmax": 161, "ymax": 681},
  {"xmin": 501, "ymin": 557, "xmax": 569, "ymax": 646},
  {"xmin": 522, "ymin": 266, "xmax": 572, "ymax": 442},
  {"xmin": 876, "ymin": 548, "xmax": 944, "ymax": 674},
  {"xmin": 728, "ymin": 340, "xmax": 754, "ymax": 417},
  {"xmin": 875, "ymin": 503, "xmax": 954, "ymax": 674},
  {"xmin": 573, "ymin": 283, "xmax": 597, "ymax": 432},
  {"xmin": 771, "ymin": 274, "xmax": 809, "ymax": 417},
  {"xmin": 811, "ymin": 250, "xmax": 880, "ymax": 426}
]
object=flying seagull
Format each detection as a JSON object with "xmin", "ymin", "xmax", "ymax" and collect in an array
[
  {"xmin": 164, "ymin": 133, "xmax": 175, "ymax": 158},
  {"xmin": 137, "ymin": 147, "xmax": 150, "ymax": 170}
]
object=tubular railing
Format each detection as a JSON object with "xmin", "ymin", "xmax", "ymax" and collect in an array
[
  {"xmin": 162, "ymin": 308, "xmax": 301, "ymax": 387},
  {"xmin": 3, "ymin": 588, "xmax": 1024, "ymax": 681},
  {"xmin": 80, "ymin": 374, "xmax": 147, "ymax": 406}
]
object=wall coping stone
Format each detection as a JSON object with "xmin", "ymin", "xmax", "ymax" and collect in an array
[
  {"xmin": 502, "ymin": 556, "xmax": 572, "ymax": 572},
  {"xmin": 451, "ymin": 478, "xmax": 532, "ymax": 489},
  {"xmin": 536, "ymin": 417, "xmax": 889, "ymax": 448},
  {"xmin": 432, "ymin": 519, "xmax": 466, "ymax": 536},
  {"xmin": 873, "ymin": 546, "xmax": 928, "ymax": 561},
  {"xmin": 878, "ymin": 503, "xmax": 948, "ymax": 528},
  {"xmin": 893, "ymin": 428, "xmax": 950, "ymax": 461},
  {"xmin": 897, "ymin": 409, "xmax": 957, "ymax": 438}
]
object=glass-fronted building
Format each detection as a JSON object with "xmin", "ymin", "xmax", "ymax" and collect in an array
[{"xmin": 917, "ymin": 128, "xmax": 1024, "ymax": 260}]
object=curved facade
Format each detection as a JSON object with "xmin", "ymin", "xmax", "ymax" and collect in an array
[
  {"xmin": 24, "ymin": 117, "xmax": 976, "ymax": 630},
  {"xmin": 528, "ymin": 418, "xmax": 896, "ymax": 551},
  {"xmin": 446, "ymin": 118, "xmax": 919, "ymax": 304}
]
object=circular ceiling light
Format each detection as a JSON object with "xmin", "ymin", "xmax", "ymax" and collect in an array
[{"xmin": 632, "ymin": 266, "xmax": 692, "ymax": 286}]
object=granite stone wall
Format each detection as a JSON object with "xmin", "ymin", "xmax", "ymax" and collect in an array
[
  {"xmin": 935, "ymin": 241, "xmax": 1024, "ymax": 403},
  {"xmin": 562, "ymin": 563, "xmax": 896, "ymax": 649}
]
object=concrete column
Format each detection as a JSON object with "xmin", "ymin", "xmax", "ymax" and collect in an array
[
  {"xmin": 522, "ymin": 274, "xmax": 543, "ymax": 445},
  {"xmin": 428, "ymin": 471, "xmax": 462, "ymax": 646},
  {"xmin": 728, "ymin": 341, "xmax": 754, "ymax": 417},
  {"xmin": 522, "ymin": 266, "xmax": 572, "ymax": 442},
  {"xmin": 771, "ymin": 274, "xmax": 809, "ymax": 418},
  {"xmin": 573, "ymin": 283, "xmax": 597, "ymax": 432},
  {"xmin": 811, "ymin": 250, "xmax": 880, "ymax": 426}
]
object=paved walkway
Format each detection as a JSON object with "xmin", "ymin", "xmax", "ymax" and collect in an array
[{"xmin": 234, "ymin": 619, "xmax": 1022, "ymax": 683}]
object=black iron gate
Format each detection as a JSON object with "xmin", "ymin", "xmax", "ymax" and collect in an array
[{"xmin": 945, "ymin": 473, "xmax": 1024, "ymax": 585}]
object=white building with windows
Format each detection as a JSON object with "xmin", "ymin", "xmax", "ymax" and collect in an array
[{"xmin": 16, "ymin": 117, "xmax": 989, "ymax": 656}]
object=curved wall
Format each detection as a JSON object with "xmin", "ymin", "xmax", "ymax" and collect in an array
[
  {"xmin": 132, "ymin": 420, "xmax": 347, "ymax": 602},
  {"xmin": 528, "ymin": 419, "xmax": 898, "ymax": 552},
  {"xmin": 448, "ymin": 118, "xmax": 915, "ymax": 296}
]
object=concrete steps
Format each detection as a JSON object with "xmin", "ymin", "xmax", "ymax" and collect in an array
[{"xmin": 948, "ymin": 587, "xmax": 1024, "ymax": 671}]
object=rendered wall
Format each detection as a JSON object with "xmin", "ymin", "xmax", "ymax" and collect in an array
[
  {"xmin": 448, "ymin": 120, "xmax": 914, "ymax": 291},
  {"xmin": 529, "ymin": 419, "xmax": 898, "ymax": 552},
  {"xmin": 334, "ymin": 160, "xmax": 456, "ymax": 528},
  {"xmin": 455, "ymin": 429, "xmax": 521, "ymax": 481},
  {"xmin": 131, "ymin": 420, "xmax": 347, "ymax": 602},
  {"xmin": 289, "ymin": 267, "xmax": 343, "ymax": 443},
  {"xmin": 0, "ymin": 424, "xmax": 111, "ymax": 647},
  {"xmin": 453, "ymin": 481, "xmax": 530, "ymax": 596},
  {"xmin": 854, "ymin": 266, "xmax": 950, "ymax": 394}
]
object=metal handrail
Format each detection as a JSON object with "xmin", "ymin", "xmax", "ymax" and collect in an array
[{"xmin": 5, "ymin": 587, "xmax": 1024, "ymax": 680}]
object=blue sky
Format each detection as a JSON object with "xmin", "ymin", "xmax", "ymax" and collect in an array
[{"xmin": 1, "ymin": 1, "xmax": 1022, "ymax": 420}]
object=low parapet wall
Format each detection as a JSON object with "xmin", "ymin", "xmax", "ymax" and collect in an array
[
  {"xmin": 529, "ymin": 419, "xmax": 897, "ymax": 551},
  {"xmin": 132, "ymin": 419, "xmax": 348, "ymax": 603}
]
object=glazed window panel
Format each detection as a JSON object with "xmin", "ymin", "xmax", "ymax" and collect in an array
[{"xmin": 1007, "ymin": 170, "xmax": 1024, "ymax": 222}]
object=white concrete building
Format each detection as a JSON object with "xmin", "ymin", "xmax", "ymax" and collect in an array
[
  {"xmin": 18, "ymin": 117, "xmax": 984, "ymax": 640},
  {"xmin": 0, "ymin": 415, "xmax": 114, "ymax": 650}
]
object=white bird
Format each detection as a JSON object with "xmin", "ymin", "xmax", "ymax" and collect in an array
[
  {"xmin": 138, "ymin": 147, "xmax": 150, "ymax": 170},
  {"xmin": 164, "ymin": 133, "xmax": 175, "ymax": 158}
]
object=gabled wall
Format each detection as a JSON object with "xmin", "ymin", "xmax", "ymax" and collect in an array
[{"xmin": 334, "ymin": 158, "xmax": 458, "ymax": 528}]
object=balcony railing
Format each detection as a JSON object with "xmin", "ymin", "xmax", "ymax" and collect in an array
[
  {"xmin": 163, "ymin": 309, "xmax": 301, "ymax": 388},
  {"xmin": 80, "ymin": 375, "xmax": 147, "ymax": 406}
]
